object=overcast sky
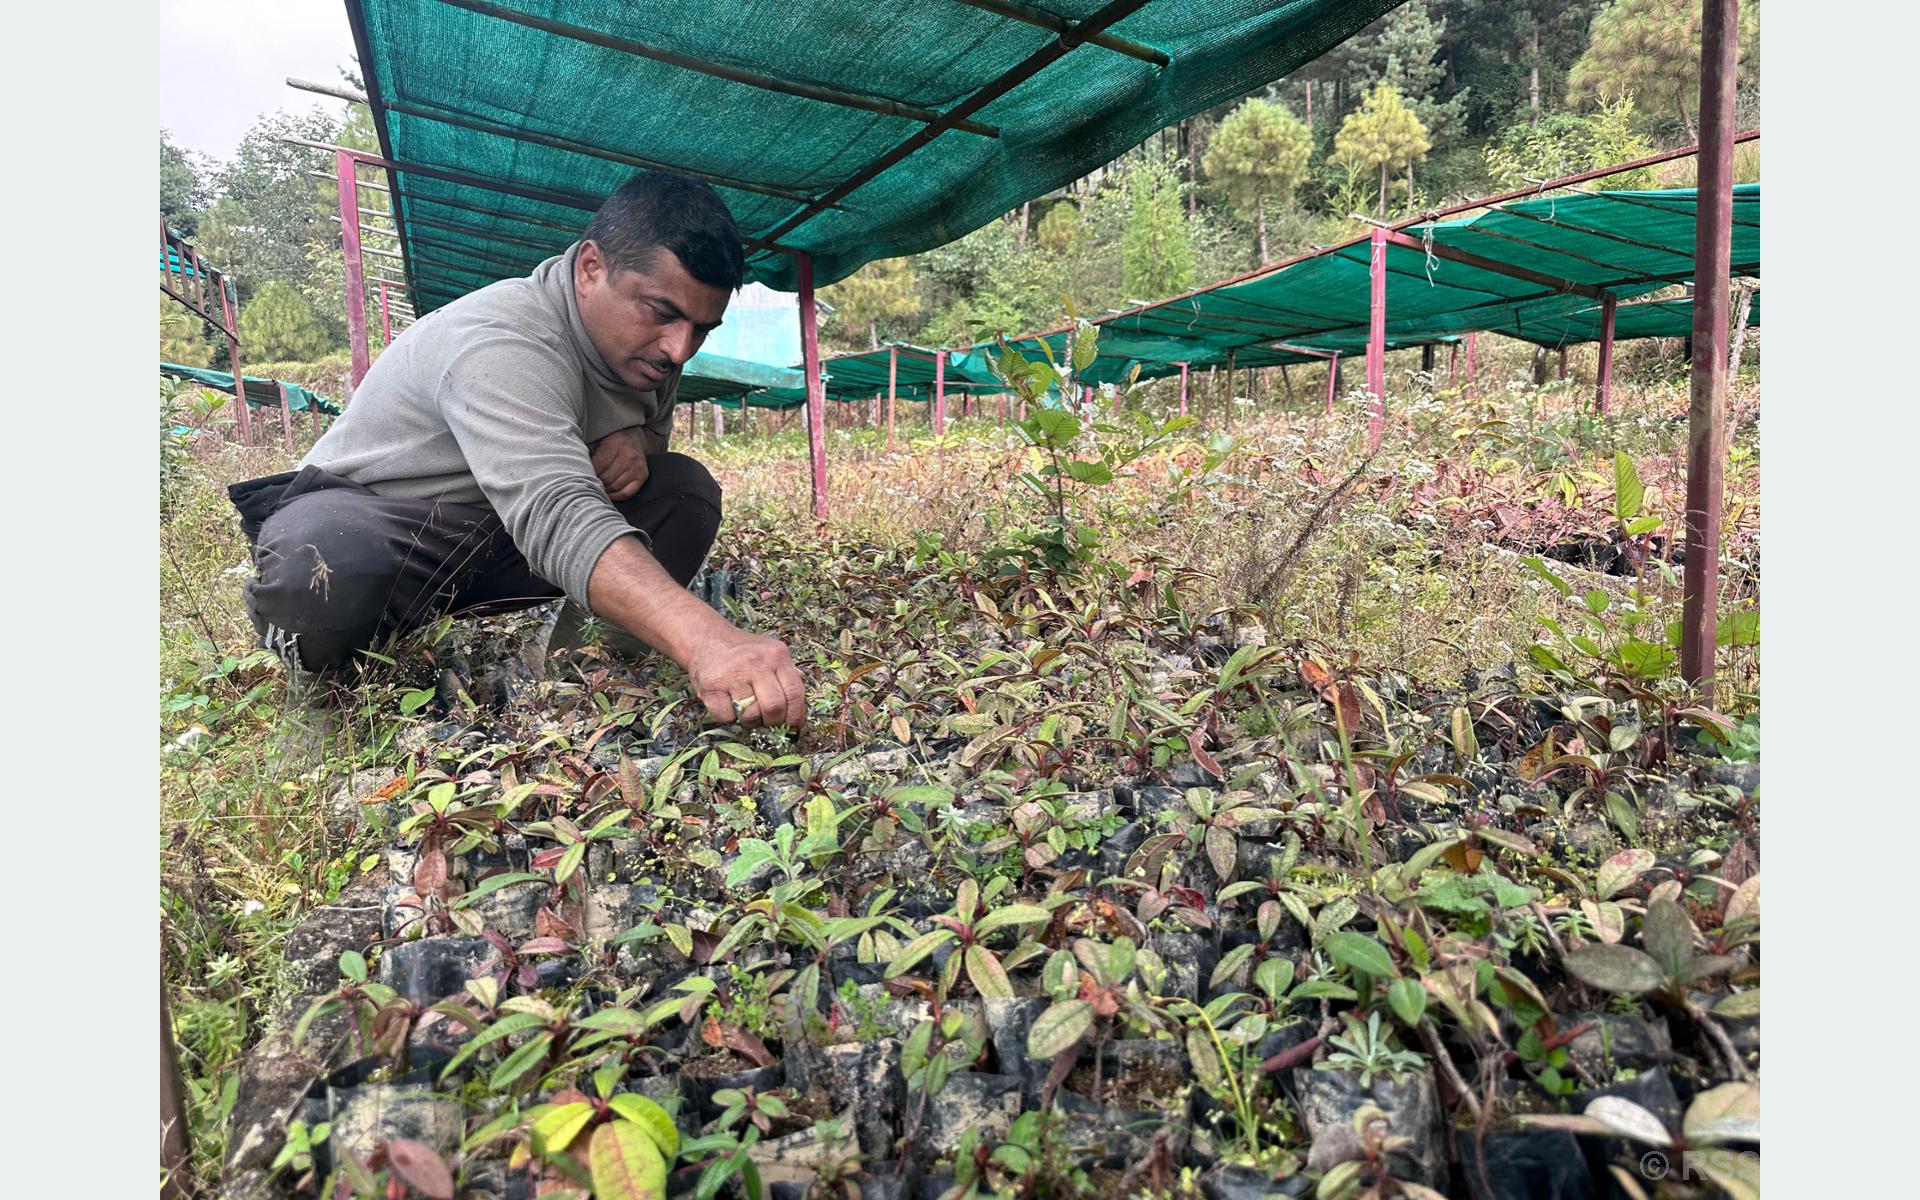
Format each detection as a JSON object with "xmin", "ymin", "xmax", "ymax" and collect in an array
[{"xmin": 159, "ymin": 0, "xmax": 361, "ymax": 163}]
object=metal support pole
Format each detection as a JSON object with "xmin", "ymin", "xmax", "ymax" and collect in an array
[
  {"xmin": 797, "ymin": 253, "xmax": 830, "ymax": 521},
  {"xmin": 337, "ymin": 151, "xmax": 371, "ymax": 391},
  {"xmin": 1177, "ymin": 361, "xmax": 1189, "ymax": 417},
  {"xmin": 1449, "ymin": 343, "xmax": 1459, "ymax": 383},
  {"xmin": 380, "ymin": 282, "xmax": 392, "ymax": 347},
  {"xmin": 220, "ymin": 279, "xmax": 252, "ymax": 445},
  {"xmin": 1225, "ymin": 349, "xmax": 1236, "ymax": 430},
  {"xmin": 276, "ymin": 381, "xmax": 295, "ymax": 454},
  {"xmin": 933, "ymin": 350, "xmax": 947, "ymax": 437},
  {"xmin": 1465, "ymin": 333, "xmax": 1479, "ymax": 395},
  {"xmin": 1558, "ymin": 347, "xmax": 1568, "ymax": 380},
  {"xmin": 1596, "ymin": 293, "xmax": 1617, "ymax": 414},
  {"xmin": 1681, "ymin": 0, "xmax": 1740, "ymax": 692},
  {"xmin": 1325, "ymin": 353, "xmax": 1338, "ymax": 417},
  {"xmin": 886, "ymin": 345, "xmax": 898, "ymax": 449},
  {"xmin": 1280, "ymin": 362, "xmax": 1296, "ymax": 406},
  {"xmin": 1366, "ymin": 225, "xmax": 1387, "ymax": 451}
]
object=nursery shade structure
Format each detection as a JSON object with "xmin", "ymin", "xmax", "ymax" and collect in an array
[
  {"xmin": 674, "ymin": 351, "xmax": 807, "ymax": 405},
  {"xmin": 315, "ymin": 0, "xmax": 1410, "ymax": 519},
  {"xmin": 988, "ymin": 180, "xmax": 1760, "ymax": 392},
  {"xmin": 160, "ymin": 364, "xmax": 345, "ymax": 417},
  {"xmin": 339, "ymin": 0, "xmax": 1407, "ymax": 304}
]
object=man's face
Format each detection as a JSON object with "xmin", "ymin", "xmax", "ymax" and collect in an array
[{"xmin": 574, "ymin": 240, "xmax": 730, "ymax": 391}]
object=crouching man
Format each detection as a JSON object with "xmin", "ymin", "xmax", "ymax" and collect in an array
[{"xmin": 229, "ymin": 172, "xmax": 805, "ymax": 729}]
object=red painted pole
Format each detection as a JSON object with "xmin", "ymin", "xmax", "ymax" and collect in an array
[
  {"xmin": 1596, "ymin": 293, "xmax": 1617, "ymax": 414},
  {"xmin": 1465, "ymin": 332, "xmax": 1479, "ymax": 395},
  {"xmin": 797, "ymin": 253, "xmax": 830, "ymax": 521},
  {"xmin": 1557, "ymin": 347, "xmax": 1568, "ymax": 380},
  {"xmin": 379, "ymin": 282, "xmax": 392, "ymax": 347},
  {"xmin": 886, "ymin": 345, "xmax": 898, "ymax": 449},
  {"xmin": 276, "ymin": 381, "xmax": 295, "ymax": 454},
  {"xmin": 219, "ymin": 277, "xmax": 253, "ymax": 445},
  {"xmin": 1325, "ymin": 353, "xmax": 1338, "ymax": 417},
  {"xmin": 1178, "ymin": 361, "xmax": 1189, "ymax": 416},
  {"xmin": 1680, "ymin": 0, "xmax": 1740, "ymax": 692},
  {"xmin": 933, "ymin": 349, "xmax": 947, "ymax": 437},
  {"xmin": 1366, "ymin": 226, "xmax": 1387, "ymax": 451},
  {"xmin": 337, "ymin": 151, "xmax": 371, "ymax": 392}
]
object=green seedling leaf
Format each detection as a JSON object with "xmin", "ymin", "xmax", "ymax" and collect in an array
[
  {"xmin": 589, "ymin": 1119, "xmax": 668, "ymax": 1200},
  {"xmin": 1027, "ymin": 999, "xmax": 1093, "ymax": 1059},
  {"xmin": 965, "ymin": 945, "xmax": 1014, "ymax": 999},
  {"xmin": 1613, "ymin": 452, "xmax": 1644, "ymax": 523},
  {"xmin": 1563, "ymin": 944, "xmax": 1665, "ymax": 994},
  {"xmin": 1325, "ymin": 932, "xmax": 1397, "ymax": 979},
  {"xmin": 1387, "ymin": 977, "xmax": 1427, "ymax": 1027},
  {"xmin": 1186, "ymin": 1028, "xmax": 1225, "ymax": 1091},
  {"xmin": 531, "ymin": 1102, "xmax": 596, "ymax": 1155},
  {"xmin": 973, "ymin": 904, "xmax": 1053, "ymax": 936}
]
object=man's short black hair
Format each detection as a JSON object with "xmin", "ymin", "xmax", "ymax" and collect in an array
[{"xmin": 583, "ymin": 172, "xmax": 745, "ymax": 291}]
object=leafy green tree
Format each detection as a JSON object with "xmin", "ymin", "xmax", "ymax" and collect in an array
[
  {"xmin": 1203, "ymin": 98, "xmax": 1313, "ymax": 262},
  {"xmin": 822, "ymin": 256, "xmax": 923, "ymax": 350},
  {"xmin": 1334, "ymin": 84, "xmax": 1432, "ymax": 217},
  {"xmin": 240, "ymin": 280, "xmax": 335, "ymax": 362},
  {"xmin": 160, "ymin": 132, "xmax": 208, "ymax": 237},
  {"xmin": 160, "ymin": 297, "xmax": 215, "ymax": 368},
  {"xmin": 1035, "ymin": 202, "xmax": 1083, "ymax": 255},
  {"xmin": 1120, "ymin": 155, "xmax": 1194, "ymax": 300},
  {"xmin": 1568, "ymin": 0, "xmax": 1761, "ymax": 141},
  {"xmin": 1483, "ymin": 94, "xmax": 1655, "ymax": 189},
  {"xmin": 208, "ymin": 109, "xmax": 344, "ymax": 298}
]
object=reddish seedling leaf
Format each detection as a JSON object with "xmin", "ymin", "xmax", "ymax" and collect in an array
[
  {"xmin": 530, "ymin": 847, "xmax": 566, "ymax": 870},
  {"xmin": 383, "ymin": 1139, "xmax": 454, "ymax": 1200},
  {"xmin": 413, "ymin": 846, "xmax": 448, "ymax": 896},
  {"xmin": 1443, "ymin": 843, "xmax": 1485, "ymax": 874},
  {"xmin": 536, "ymin": 906, "xmax": 578, "ymax": 942},
  {"xmin": 1186, "ymin": 730, "xmax": 1222, "ymax": 780}
]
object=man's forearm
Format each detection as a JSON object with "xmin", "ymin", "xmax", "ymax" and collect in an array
[{"xmin": 584, "ymin": 534, "xmax": 730, "ymax": 667}]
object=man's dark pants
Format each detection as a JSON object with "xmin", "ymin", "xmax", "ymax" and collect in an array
[{"xmin": 230, "ymin": 453, "xmax": 722, "ymax": 673}]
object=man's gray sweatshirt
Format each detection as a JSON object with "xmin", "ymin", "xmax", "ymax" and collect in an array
[{"xmin": 303, "ymin": 243, "xmax": 681, "ymax": 608}]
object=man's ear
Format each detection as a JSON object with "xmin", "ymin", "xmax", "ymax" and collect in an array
[{"xmin": 576, "ymin": 240, "xmax": 604, "ymax": 287}]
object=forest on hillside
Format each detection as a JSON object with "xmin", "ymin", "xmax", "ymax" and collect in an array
[{"xmin": 159, "ymin": 0, "xmax": 1760, "ymax": 369}]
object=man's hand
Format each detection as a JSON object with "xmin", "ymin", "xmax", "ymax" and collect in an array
[
  {"xmin": 685, "ymin": 627, "xmax": 808, "ymax": 730},
  {"xmin": 589, "ymin": 430, "xmax": 650, "ymax": 501}
]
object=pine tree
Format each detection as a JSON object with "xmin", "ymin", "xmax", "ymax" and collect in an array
[
  {"xmin": 1333, "ymin": 84, "xmax": 1432, "ymax": 217},
  {"xmin": 1203, "ymin": 98, "xmax": 1314, "ymax": 262},
  {"xmin": 1568, "ymin": 0, "xmax": 1761, "ymax": 140},
  {"xmin": 822, "ymin": 257, "xmax": 922, "ymax": 350},
  {"xmin": 160, "ymin": 296, "xmax": 215, "ymax": 368},
  {"xmin": 240, "ymin": 280, "xmax": 335, "ymax": 362},
  {"xmin": 1121, "ymin": 156, "xmax": 1195, "ymax": 300}
]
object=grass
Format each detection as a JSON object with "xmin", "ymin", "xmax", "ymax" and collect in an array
[{"xmin": 158, "ymin": 348, "xmax": 1759, "ymax": 1189}]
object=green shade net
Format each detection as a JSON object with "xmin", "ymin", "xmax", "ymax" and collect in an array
[
  {"xmin": 676, "ymin": 351, "xmax": 806, "ymax": 405},
  {"xmin": 348, "ymin": 0, "xmax": 1406, "ymax": 305},
  {"xmin": 980, "ymin": 184, "xmax": 1759, "ymax": 386},
  {"xmin": 161, "ymin": 364, "xmax": 344, "ymax": 416}
]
